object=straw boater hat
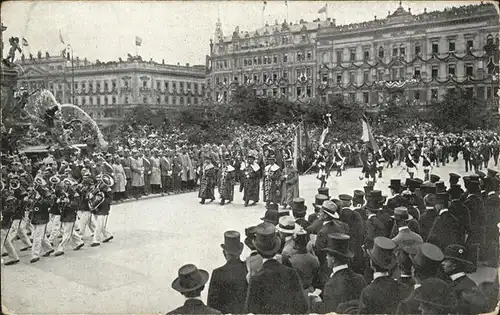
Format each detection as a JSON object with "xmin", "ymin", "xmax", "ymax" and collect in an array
[
  {"xmin": 321, "ymin": 201, "xmax": 339, "ymax": 219},
  {"xmin": 276, "ymin": 216, "xmax": 299, "ymax": 234}
]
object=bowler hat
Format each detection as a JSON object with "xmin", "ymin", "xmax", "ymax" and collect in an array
[
  {"xmin": 435, "ymin": 181, "xmax": 446, "ymax": 193},
  {"xmin": 291, "ymin": 198, "xmax": 307, "ymax": 213},
  {"xmin": 244, "ymin": 226, "xmax": 257, "ymax": 249},
  {"xmin": 253, "ymin": 222, "xmax": 282, "ymax": 256},
  {"xmin": 313, "ymin": 194, "xmax": 329, "ymax": 209},
  {"xmin": 171, "ymin": 264, "xmax": 209, "ymax": 293},
  {"xmin": 443, "ymin": 244, "xmax": 473, "ymax": 266},
  {"xmin": 388, "ymin": 179, "xmax": 402, "ymax": 190},
  {"xmin": 410, "ymin": 243, "xmax": 444, "ymax": 271},
  {"xmin": 323, "ymin": 233, "xmax": 354, "ymax": 259},
  {"xmin": 220, "ymin": 230, "xmax": 243, "ymax": 255},
  {"xmin": 318, "ymin": 187, "xmax": 330, "ymax": 198},
  {"xmin": 321, "ymin": 200, "xmax": 339, "ymax": 219},
  {"xmin": 430, "ymin": 174, "xmax": 440, "ymax": 183},
  {"xmin": 414, "ymin": 278, "xmax": 457, "ymax": 310},
  {"xmin": 391, "ymin": 206, "xmax": 413, "ymax": 221},
  {"xmin": 338, "ymin": 194, "xmax": 352, "ymax": 202},
  {"xmin": 276, "ymin": 216, "xmax": 298, "ymax": 234},
  {"xmin": 368, "ymin": 237, "xmax": 397, "ymax": 269},
  {"xmin": 261, "ymin": 210, "xmax": 279, "ymax": 225}
]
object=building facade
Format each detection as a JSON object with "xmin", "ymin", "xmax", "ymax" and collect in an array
[
  {"xmin": 206, "ymin": 17, "xmax": 335, "ymax": 103},
  {"xmin": 17, "ymin": 53, "xmax": 206, "ymax": 130},
  {"xmin": 316, "ymin": 2, "xmax": 500, "ymax": 107}
]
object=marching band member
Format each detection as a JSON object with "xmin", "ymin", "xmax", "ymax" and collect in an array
[
  {"xmin": 76, "ymin": 169, "xmax": 95, "ymax": 239},
  {"xmin": 333, "ymin": 144, "xmax": 345, "ymax": 177},
  {"xmin": 421, "ymin": 147, "xmax": 432, "ymax": 182},
  {"xmin": 1, "ymin": 194, "xmax": 21, "ymax": 265},
  {"xmin": 361, "ymin": 152, "xmax": 378, "ymax": 183},
  {"xmin": 30, "ymin": 185, "xmax": 55, "ymax": 263},
  {"xmin": 405, "ymin": 147, "xmax": 419, "ymax": 179},
  {"xmin": 90, "ymin": 174, "xmax": 114, "ymax": 247},
  {"xmin": 47, "ymin": 175, "xmax": 63, "ymax": 245},
  {"xmin": 312, "ymin": 148, "xmax": 328, "ymax": 188},
  {"xmin": 218, "ymin": 153, "xmax": 235, "ymax": 205}
]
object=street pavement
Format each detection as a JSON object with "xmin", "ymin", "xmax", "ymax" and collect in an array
[{"xmin": 1, "ymin": 158, "xmax": 498, "ymax": 314}]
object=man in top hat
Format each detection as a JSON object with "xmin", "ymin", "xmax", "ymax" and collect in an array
[
  {"xmin": 168, "ymin": 264, "xmax": 220, "ymax": 314},
  {"xmin": 441, "ymin": 244, "xmax": 487, "ymax": 314},
  {"xmin": 462, "ymin": 178, "xmax": 487, "ymax": 262},
  {"xmin": 308, "ymin": 194, "xmax": 329, "ymax": 225},
  {"xmin": 261, "ymin": 203, "xmax": 279, "ymax": 225},
  {"xmin": 396, "ymin": 243, "xmax": 445, "ymax": 315},
  {"xmin": 481, "ymin": 176, "xmax": 499, "ymax": 267},
  {"xmin": 244, "ymin": 226, "xmax": 263, "ymax": 282},
  {"xmin": 245, "ymin": 222, "xmax": 308, "ymax": 314},
  {"xmin": 338, "ymin": 194, "xmax": 365, "ymax": 275},
  {"xmin": 387, "ymin": 179, "xmax": 404, "ymax": 210},
  {"xmin": 419, "ymin": 193, "xmax": 439, "ymax": 241},
  {"xmin": 310, "ymin": 233, "xmax": 367, "ymax": 314},
  {"xmin": 291, "ymin": 198, "xmax": 309, "ymax": 229},
  {"xmin": 280, "ymin": 157, "xmax": 299, "ymax": 209},
  {"xmin": 364, "ymin": 192, "xmax": 387, "ymax": 251},
  {"xmin": 207, "ymin": 231, "xmax": 247, "ymax": 314},
  {"xmin": 448, "ymin": 173, "xmax": 464, "ymax": 196},
  {"xmin": 358, "ymin": 237, "xmax": 410, "ymax": 314},
  {"xmin": 276, "ymin": 216, "xmax": 299, "ymax": 257}
]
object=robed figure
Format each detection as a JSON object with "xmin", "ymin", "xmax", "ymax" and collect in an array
[
  {"xmin": 218, "ymin": 157, "xmax": 235, "ymax": 205},
  {"xmin": 241, "ymin": 152, "xmax": 260, "ymax": 207},
  {"xmin": 199, "ymin": 159, "xmax": 217, "ymax": 204},
  {"xmin": 263, "ymin": 157, "xmax": 281, "ymax": 205},
  {"xmin": 280, "ymin": 158, "xmax": 299, "ymax": 208}
]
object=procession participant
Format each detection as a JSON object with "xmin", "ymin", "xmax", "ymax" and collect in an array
[
  {"xmin": 218, "ymin": 153, "xmax": 235, "ymax": 205},
  {"xmin": 9, "ymin": 188, "xmax": 32, "ymax": 252},
  {"xmin": 405, "ymin": 147, "xmax": 419, "ymax": 179},
  {"xmin": 308, "ymin": 194, "xmax": 329, "ymax": 226},
  {"xmin": 1, "ymin": 194, "xmax": 21, "ymax": 265},
  {"xmin": 207, "ymin": 231, "xmax": 247, "ymax": 314},
  {"xmin": 280, "ymin": 157, "xmax": 299, "ymax": 209},
  {"xmin": 358, "ymin": 237, "xmax": 410, "ymax": 314},
  {"xmin": 198, "ymin": 157, "xmax": 216, "ymax": 204},
  {"xmin": 244, "ymin": 222, "xmax": 308, "ymax": 314},
  {"xmin": 47, "ymin": 176, "xmax": 63, "ymax": 245},
  {"xmin": 396, "ymin": 243, "xmax": 445, "ymax": 315},
  {"xmin": 75, "ymin": 169, "xmax": 95, "ymax": 240},
  {"xmin": 332, "ymin": 143, "xmax": 345, "ymax": 177},
  {"xmin": 244, "ymin": 226, "xmax": 263, "ymax": 282},
  {"xmin": 130, "ymin": 148, "xmax": 145, "ymax": 199},
  {"xmin": 112, "ymin": 155, "xmax": 126, "ymax": 202},
  {"xmin": 291, "ymin": 198, "xmax": 309, "ymax": 229},
  {"xmin": 310, "ymin": 233, "xmax": 366, "ymax": 314},
  {"xmin": 313, "ymin": 148, "xmax": 328, "ymax": 188},
  {"xmin": 360, "ymin": 152, "xmax": 377, "ymax": 183},
  {"xmin": 121, "ymin": 149, "xmax": 132, "ymax": 199},
  {"xmin": 159, "ymin": 149, "xmax": 173, "ymax": 196},
  {"xmin": 168, "ymin": 264, "xmax": 221, "ymax": 314},
  {"xmin": 90, "ymin": 177, "xmax": 113, "ymax": 247},
  {"xmin": 30, "ymin": 186, "xmax": 55, "ymax": 263},
  {"xmin": 338, "ymin": 194, "xmax": 365, "ymax": 275},
  {"xmin": 149, "ymin": 149, "xmax": 162, "ymax": 194},
  {"xmin": 421, "ymin": 147, "xmax": 432, "ymax": 182},
  {"xmin": 463, "ymin": 142, "xmax": 472, "ymax": 172},
  {"xmin": 142, "ymin": 149, "xmax": 152, "ymax": 195},
  {"xmin": 262, "ymin": 153, "xmax": 281, "ymax": 206},
  {"xmin": 54, "ymin": 179, "xmax": 84, "ymax": 256},
  {"xmin": 241, "ymin": 151, "xmax": 260, "ymax": 207}
]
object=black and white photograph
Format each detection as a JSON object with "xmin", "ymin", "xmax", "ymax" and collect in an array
[{"xmin": 1, "ymin": 0, "xmax": 500, "ymax": 314}]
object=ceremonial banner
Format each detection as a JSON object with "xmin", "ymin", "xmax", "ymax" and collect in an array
[
  {"xmin": 318, "ymin": 4, "xmax": 327, "ymax": 14},
  {"xmin": 59, "ymin": 30, "xmax": 65, "ymax": 44},
  {"xmin": 293, "ymin": 123, "xmax": 299, "ymax": 168},
  {"xmin": 135, "ymin": 36, "xmax": 142, "ymax": 46},
  {"xmin": 361, "ymin": 115, "xmax": 379, "ymax": 152}
]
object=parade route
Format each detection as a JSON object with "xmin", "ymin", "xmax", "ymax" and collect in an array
[{"xmin": 1, "ymin": 158, "xmax": 497, "ymax": 314}]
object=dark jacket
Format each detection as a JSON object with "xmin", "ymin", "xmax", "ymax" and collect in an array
[
  {"xmin": 93, "ymin": 191, "xmax": 111, "ymax": 216},
  {"xmin": 364, "ymin": 215, "xmax": 386, "ymax": 250},
  {"xmin": 31, "ymin": 195, "xmax": 53, "ymax": 225},
  {"xmin": 339, "ymin": 208, "xmax": 365, "ymax": 273},
  {"xmin": 312, "ymin": 267, "xmax": 366, "ymax": 314},
  {"xmin": 396, "ymin": 286, "xmax": 419, "ymax": 315},
  {"xmin": 427, "ymin": 210, "xmax": 466, "ymax": 251},
  {"xmin": 207, "ymin": 258, "xmax": 248, "ymax": 314},
  {"xmin": 449, "ymin": 274, "xmax": 488, "ymax": 314},
  {"xmin": 167, "ymin": 299, "xmax": 221, "ymax": 314},
  {"xmin": 358, "ymin": 275, "xmax": 410, "ymax": 314},
  {"xmin": 463, "ymin": 194, "xmax": 486, "ymax": 254},
  {"xmin": 286, "ymin": 249, "xmax": 320, "ymax": 289},
  {"xmin": 245, "ymin": 259, "xmax": 308, "ymax": 314},
  {"xmin": 419, "ymin": 207, "xmax": 439, "ymax": 241}
]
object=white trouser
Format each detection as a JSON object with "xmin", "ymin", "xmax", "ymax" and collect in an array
[
  {"xmin": 57, "ymin": 221, "xmax": 83, "ymax": 252},
  {"xmin": 48, "ymin": 214, "xmax": 62, "ymax": 243},
  {"xmin": 1, "ymin": 226, "xmax": 18, "ymax": 261},
  {"xmin": 23, "ymin": 212, "xmax": 34, "ymax": 234},
  {"xmin": 10, "ymin": 219, "xmax": 32, "ymax": 248},
  {"xmin": 92, "ymin": 214, "xmax": 112, "ymax": 244},
  {"xmin": 76, "ymin": 211, "xmax": 95, "ymax": 238},
  {"xmin": 31, "ymin": 223, "xmax": 53, "ymax": 259}
]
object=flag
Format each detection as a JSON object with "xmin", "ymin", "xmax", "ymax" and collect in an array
[
  {"xmin": 59, "ymin": 30, "xmax": 65, "ymax": 44},
  {"xmin": 293, "ymin": 123, "xmax": 299, "ymax": 168},
  {"xmin": 319, "ymin": 126, "xmax": 329, "ymax": 146},
  {"xmin": 361, "ymin": 115, "xmax": 379, "ymax": 152},
  {"xmin": 22, "ymin": 37, "xmax": 29, "ymax": 46},
  {"xmin": 263, "ymin": 1, "xmax": 267, "ymax": 11},
  {"xmin": 135, "ymin": 36, "xmax": 142, "ymax": 46},
  {"xmin": 318, "ymin": 4, "xmax": 327, "ymax": 14}
]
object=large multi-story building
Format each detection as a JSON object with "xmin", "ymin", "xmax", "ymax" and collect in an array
[
  {"xmin": 207, "ymin": 2, "xmax": 499, "ymax": 108},
  {"xmin": 16, "ymin": 52, "xmax": 206, "ymax": 131},
  {"xmin": 206, "ymin": 17, "xmax": 334, "ymax": 103}
]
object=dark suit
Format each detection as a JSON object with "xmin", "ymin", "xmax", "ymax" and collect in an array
[
  {"xmin": 419, "ymin": 207, "xmax": 439, "ymax": 241},
  {"xmin": 167, "ymin": 299, "xmax": 221, "ymax": 314},
  {"xmin": 396, "ymin": 287, "xmax": 419, "ymax": 315},
  {"xmin": 448, "ymin": 274, "xmax": 487, "ymax": 314},
  {"xmin": 390, "ymin": 219, "xmax": 420, "ymax": 238},
  {"xmin": 286, "ymin": 249, "xmax": 320, "ymax": 290},
  {"xmin": 391, "ymin": 227, "xmax": 423, "ymax": 250},
  {"xmin": 463, "ymin": 194, "xmax": 486, "ymax": 258},
  {"xmin": 295, "ymin": 217, "xmax": 310, "ymax": 230},
  {"xmin": 207, "ymin": 258, "xmax": 248, "ymax": 314},
  {"xmin": 364, "ymin": 215, "xmax": 386, "ymax": 250},
  {"xmin": 483, "ymin": 193, "xmax": 500, "ymax": 266},
  {"xmin": 312, "ymin": 267, "xmax": 367, "ymax": 314},
  {"xmin": 245, "ymin": 259, "xmax": 308, "ymax": 314},
  {"xmin": 427, "ymin": 209, "xmax": 466, "ymax": 250},
  {"xmin": 358, "ymin": 275, "xmax": 410, "ymax": 314},
  {"xmin": 339, "ymin": 208, "xmax": 365, "ymax": 274}
]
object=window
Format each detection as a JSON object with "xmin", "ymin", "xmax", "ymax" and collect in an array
[
  {"xmin": 336, "ymin": 50, "xmax": 342, "ymax": 63},
  {"xmin": 350, "ymin": 71, "xmax": 355, "ymax": 84},
  {"xmin": 306, "ymin": 67, "xmax": 311, "ymax": 78},
  {"xmin": 244, "ymin": 59, "xmax": 248, "ymax": 66},
  {"xmin": 448, "ymin": 40, "xmax": 455, "ymax": 52},
  {"xmin": 393, "ymin": 47, "xmax": 398, "ymax": 57},
  {"xmin": 414, "ymin": 44, "xmax": 421, "ymax": 56},
  {"xmin": 363, "ymin": 70, "xmax": 370, "ymax": 83},
  {"xmin": 350, "ymin": 49, "xmax": 356, "ymax": 61},
  {"xmin": 157, "ymin": 96, "xmax": 161, "ymax": 104},
  {"xmin": 96, "ymin": 97, "xmax": 100, "ymax": 105},
  {"xmin": 283, "ymin": 70, "xmax": 288, "ymax": 79},
  {"xmin": 89, "ymin": 97, "xmax": 93, "ymax": 105},
  {"xmin": 194, "ymin": 97, "xmax": 198, "ymax": 105},
  {"xmin": 157, "ymin": 81, "xmax": 161, "ymax": 90},
  {"xmin": 466, "ymin": 40, "xmax": 474, "ymax": 51},
  {"xmin": 378, "ymin": 46, "xmax": 384, "ymax": 58},
  {"xmin": 180, "ymin": 81, "xmax": 184, "ymax": 91},
  {"xmin": 477, "ymin": 86, "xmax": 485, "ymax": 99},
  {"xmin": 142, "ymin": 81, "xmax": 147, "ymax": 88},
  {"xmin": 378, "ymin": 70, "xmax": 384, "ymax": 81},
  {"xmin": 414, "ymin": 90, "xmax": 420, "ymax": 100},
  {"xmin": 432, "ymin": 66, "xmax": 439, "ymax": 79},
  {"xmin": 306, "ymin": 86, "xmax": 312, "ymax": 97},
  {"xmin": 180, "ymin": 96, "xmax": 184, "ymax": 105},
  {"xmin": 363, "ymin": 92, "xmax": 369, "ymax": 103},
  {"xmin": 296, "ymin": 69, "xmax": 301, "ymax": 79},
  {"xmin": 273, "ymin": 72, "xmax": 278, "ymax": 81},
  {"xmin": 187, "ymin": 97, "xmax": 191, "ymax": 105},
  {"xmin": 82, "ymin": 97, "xmax": 86, "ymax": 105},
  {"xmin": 432, "ymin": 42, "xmax": 439, "ymax": 54},
  {"xmin": 112, "ymin": 96, "xmax": 116, "ymax": 104},
  {"xmin": 104, "ymin": 97, "xmax": 108, "ymax": 105},
  {"xmin": 296, "ymin": 87, "xmax": 302, "ymax": 97},
  {"xmin": 448, "ymin": 64, "xmax": 456, "ymax": 77},
  {"xmin": 307, "ymin": 51, "xmax": 312, "ymax": 60},
  {"xmin": 164, "ymin": 81, "xmax": 169, "ymax": 91},
  {"xmin": 364, "ymin": 49, "xmax": 370, "ymax": 61},
  {"xmin": 283, "ymin": 54, "xmax": 288, "ymax": 63},
  {"xmin": 281, "ymin": 87, "xmax": 287, "ymax": 96},
  {"xmin": 336, "ymin": 72, "xmax": 342, "ymax": 84},
  {"xmin": 414, "ymin": 66, "xmax": 421, "ymax": 78},
  {"xmin": 172, "ymin": 82, "xmax": 177, "ymax": 91},
  {"xmin": 391, "ymin": 68, "xmax": 398, "ymax": 80},
  {"xmin": 400, "ymin": 45, "xmax": 405, "ymax": 56},
  {"xmin": 465, "ymin": 63, "xmax": 474, "ymax": 76},
  {"xmin": 273, "ymin": 55, "xmax": 278, "ymax": 63},
  {"xmin": 263, "ymin": 73, "xmax": 268, "ymax": 82},
  {"xmin": 194, "ymin": 83, "xmax": 198, "ymax": 93},
  {"xmin": 263, "ymin": 56, "xmax": 267, "ymax": 65},
  {"xmin": 143, "ymin": 97, "xmax": 148, "ymax": 104},
  {"xmin": 349, "ymin": 92, "xmax": 355, "ymax": 103},
  {"xmin": 431, "ymin": 89, "xmax": 438, "ymax": 100},
  {"xmin": 223, "ymin": 60, "xmax": 228, "ymax": 68},
  {"xmin": 322, "ymin": 73, "xmax": 328, "ymax": 83}
]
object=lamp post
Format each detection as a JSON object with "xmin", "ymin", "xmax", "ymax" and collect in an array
[{"xmin": 66, "ymin": 43, "xmax": 75, "ymax": 105}]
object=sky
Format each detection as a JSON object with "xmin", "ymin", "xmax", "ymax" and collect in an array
[{"xmin": 1, "ymin": 0, "xmax": 486, "ymax": 66}]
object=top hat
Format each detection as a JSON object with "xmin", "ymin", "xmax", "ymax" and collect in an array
[
  {"xmin": 171, "ymin": 264, "xmax": 209, "ymax": 293},
  {"xmin": 449, "ymin": 184, "xmax": 463, "ymax": 200},
  {"xmin": 449, "ymin": 173, "xmax": 461, "ymax": 183},
  {"xmin": 363, "ymin": 185, "xmax": 374, "ymax": 195},
  {"xmin": 323, "ymin": 233, "xmax": 354, "ymax": 259},
  {"xmin": 321, "ymin": 201, "xmax": 339, "ymax": 219},
  {"xmin": 443, "ymin": 244, "xmax": 473, "ymax": 266},
  {"xmin": 435, "ymin": 181, "xmax": 446, "ymax": 193},
  {"xmin": 466, "ymin": 180, "xmax": 481, "ymax": 193},
  {"xmin": 261, "ymin": 210, "xmax": 279, "ymax": 225},
  {"xmin": 487, "ymin": 168, "xmax": 499, "ymax": 178},
  {"xmin": 436, "ymin": 192, "xmax": 449, "ymax": 207},
  {"xmin": 313, "ymin": 194, "xmax": 329, "ymax": 209},
  {"xmin": 476, "ymin": 170, "xmax": 486, "ymax": 179},
  {"xmin": 278, "ymin": 208, "xmax": 290, "ymax": 218},
  {"xmin": 391, "ymin": 206, "xmax": 413, "ymax": 221},
  {"xmin": 266, "ymin": 203, "xmax": 279, "ymax": 211},
  {"xmin": 414, "ymin": 278, "xmax": 457, "ymax": 310},
  {"xmin": 220, "ymin": 230, "xmax": 243, "ymax": 255},
  {"xmin": 291, "ymin": 198, "xmax": 307, "ymax": 213},
  {"xmin": 253, "ymin": 222, "xmax": 282, "ymax": 256},
  {"xmin": 318, "ymin": 187, "xmax": 330, "ymax": 198},
  {"xmin": 276, "ymin": 216, "xmax": 298, "ymax": 234},
  {"xmin": 410, "ymin": 243, "xmax": 444, "ymax": 272},
  {"xmin": 405, "ymin": 178, "xmax": 420, "ymax": 191},
  {"xmin": 430, "ymin": 174, "xmax": 441, "ymax": 183},
  {"xmin": 368, "ymin": 237, "xmax": 397, "ymax": 269},
  {"xmin": 244, "ymin": 226, "xmax": 257, "ymax": 249},
  {"xmin": 421, "ymin": 182, "xmax": 437, "ymax": 195},
  {"xmin": 388, "ymin": 179, "xmax": 402, "ymax": 190},
  {"xmin": 353, "ymin": 190, "xmax": 365, "ymax": 202},
  {"xmin": 338, "ymin": 194, "xmax": 352, "ymax": 202}
]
